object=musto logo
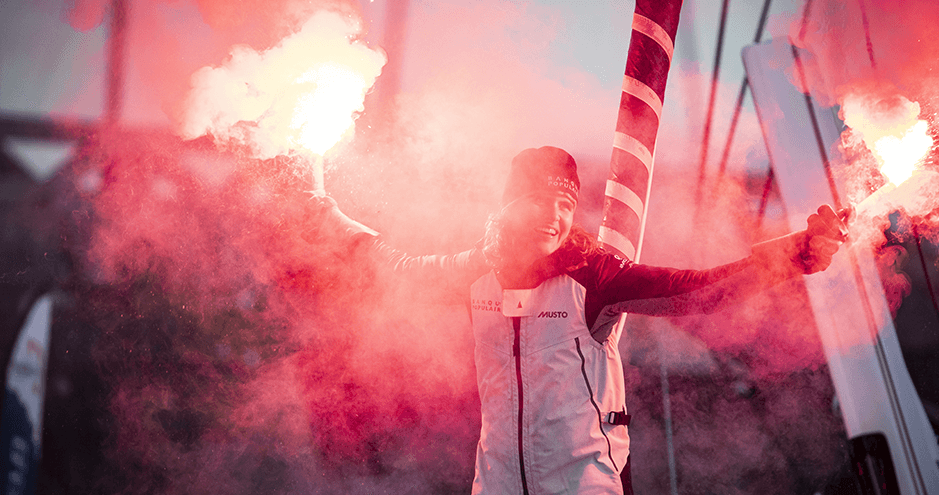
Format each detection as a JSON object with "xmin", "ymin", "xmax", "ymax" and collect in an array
[{"xmin": 537, "ymin": 311, "xmax": 568, "ymax": 318}]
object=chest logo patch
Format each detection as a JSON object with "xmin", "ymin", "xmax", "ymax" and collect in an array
[
  {"xmin": 502, "ymin": 289, "xmax": 533, "ymax": 317},
  {"xmin": 471, "ymin": 299, "xmax": 502, "ymax": 312}
]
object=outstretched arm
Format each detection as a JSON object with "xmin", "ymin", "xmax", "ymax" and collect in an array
[
  {"xmin": 371, "ymin": 241, "xmax": 489, "ymax": 298},
  {"xmin": 308, "ymin": 196, "xmax": 489, "ymax": 300},
  {"xmin": 594, "ymin": 205, "xmax": 849, "ymax": 317}
]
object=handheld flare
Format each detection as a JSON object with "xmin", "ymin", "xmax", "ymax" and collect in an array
[
  {"xmin": 178, "ymin": 11, "xmax": 386, "ymax": 196},
  {"xmin": 851, "ymin": 170, "xmax": 939, "ymax": 223},
  {"xmin": 849, "ymin": 119, "xmax": 935, "ymax": 224},
  {"xmin": 312, "ymin": 155, "xmax": 325, "ymax": 196},
  {"xmin": 840, "ymin": 90, "xmax": 934, "ymax": 227}
]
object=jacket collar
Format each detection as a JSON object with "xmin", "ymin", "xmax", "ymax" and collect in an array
[{"xmin": 495, "ymin": 242, "xmax": 590, "ymax": 289}]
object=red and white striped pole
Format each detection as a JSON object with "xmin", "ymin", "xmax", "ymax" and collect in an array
[
  {"xmin": 599, "ymin": 0, "xmax": 683, "ymax": 262},
  {"xmin": 598, "ymin": 3, "xmax": 683, "ymax": 493}
]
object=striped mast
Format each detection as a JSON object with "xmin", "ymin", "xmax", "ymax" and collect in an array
[
  {"xmin": 598, "ymin": 4, "xmax": 683, "ymax": 494},
  {"xmin": 598, "ymin": 0, "xmax": 682, "ymax": 262}
]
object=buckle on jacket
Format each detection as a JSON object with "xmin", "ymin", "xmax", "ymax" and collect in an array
[{"xmin": 606, "ymin": 410, "xmax": 631, "ymax": 426}]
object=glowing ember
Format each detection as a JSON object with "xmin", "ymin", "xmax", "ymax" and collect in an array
[{"xmin": 872, "ymin": 119, "xmax": 932, "ymax": 185}]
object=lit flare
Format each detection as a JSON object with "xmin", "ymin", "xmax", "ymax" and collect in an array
[
  {"xmin": 854, "ymin": 119, "xmax": 934, "ymax": 218},
  {"xmin": 180, "ymin": 11, "xmax": 386, "ymax": 193},
  {"xmin": 292, "ymin": 63, "xmax": 370, "ymax": 157},
  {"xmin": 289, "ymin": 63, "xmax": 374, "ymax": 193},
  {"xmin": 871, "ymin": 120, "xmax": 931, "ymax": 186}
]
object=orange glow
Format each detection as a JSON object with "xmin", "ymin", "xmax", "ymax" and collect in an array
[{"xmin": 872, "ymin": 119, "xmax": 932, "ymax": 185}]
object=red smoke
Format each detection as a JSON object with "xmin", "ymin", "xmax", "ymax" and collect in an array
[
  {"xmin": 66, "ymin": 0, "xmax": 108, "ymax": 32},
  {"xmin": 62, "ymin": 128, "xmax": 481, "ymax": 492},
  {"xmin": 790, "ymin": 0, "xmax": 939, "ymax": 110},
  {"xmin": 789, "ymin": 0, "xmax": 939, "ymax": 217},
  {"xmin": 65, "ymin": 0, "xmax": 365, "ymax": 126},
  {"xmin": 34, "ymin": 0, "xmax": 882, "ymax": 493},
  {"xmin": 784, "ymin": 0, "xmax": 939, "ymax": 340}
]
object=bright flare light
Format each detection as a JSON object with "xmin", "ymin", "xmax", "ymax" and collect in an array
[
  {"xmin": 291, "ymin": 63, "xmax": 369, "ymax": 156},
  {"xmin": 872, "ymin": 119, "xmax": 932, "ymax": 185},
  {"xmin": 180, "ymin": 11, "xmax": 386, "ymax": 193},
  {"xmin": 853, "ymin": 118, "xmax": 936, "ymax": 220}
]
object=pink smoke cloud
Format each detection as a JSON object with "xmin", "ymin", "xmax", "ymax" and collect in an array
[{"xmin": 36, "ymin": 0, "xmax": 862, "ymax": 492}]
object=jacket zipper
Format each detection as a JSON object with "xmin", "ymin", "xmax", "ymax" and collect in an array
[
  {"xmin": 575, "ymin": 337, "xmax": 619, "ymax": 472},
  {"xmin": 513, "ymin": 316, "xmax": 530, "ymax": 495}
]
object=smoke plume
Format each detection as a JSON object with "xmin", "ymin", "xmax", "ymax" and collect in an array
[
  {"xmin": 26, "ymin": 0, "xmax": 878, "ymax": 493},
  {"xmin": 179, "ymin": 10, "xmax": 386, "ymax": 161}
]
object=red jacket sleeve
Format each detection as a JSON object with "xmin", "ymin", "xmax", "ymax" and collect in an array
[{"xmin": 584, "ymin": 252, "xmax": 765, "ymax": 318}]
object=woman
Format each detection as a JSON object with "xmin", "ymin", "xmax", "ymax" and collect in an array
[{"xmin": 323, "ymin": 146, "xmax": 848, "ymax": 494}]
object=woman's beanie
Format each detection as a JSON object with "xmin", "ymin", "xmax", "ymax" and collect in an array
[{"xmin": 502, "ymin": 146, "xmax": 580, "ymax": 206}]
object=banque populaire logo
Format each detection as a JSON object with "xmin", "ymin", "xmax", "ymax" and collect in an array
[{"xmin": 472, "ymin": 299, "xmax": 502, "ymax": 312}]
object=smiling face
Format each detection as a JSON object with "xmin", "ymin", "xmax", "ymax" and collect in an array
[{"xmin": 501, "ymin": 190, "xmax": 576, "ymax": 265}]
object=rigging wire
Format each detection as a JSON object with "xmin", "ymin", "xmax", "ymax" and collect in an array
[
  {"xmin": 692, "ymin": 0, "xmax": 731, "ymax": 220},
  {"xmin": 857, "ymin": 0, "xmax": 877, "ymax": 70},
  {"xmin": 715, "ymin": 0, "xmax": 772, "ymax": 183}
]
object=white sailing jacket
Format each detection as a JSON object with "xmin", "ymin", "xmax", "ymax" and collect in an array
[
  {"xmin": 377, "ymin": 239, "xmax": 775, "ymax": 495},
  {"xmin": 471, "ymin": 271, "xmax": 630, "ymax": 494}
]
